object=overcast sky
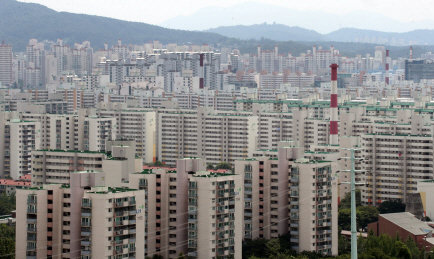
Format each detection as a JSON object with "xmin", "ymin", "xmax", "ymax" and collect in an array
[{"xmin": 19, "ymin": 0, "xmax": 434, "ymax": 25}]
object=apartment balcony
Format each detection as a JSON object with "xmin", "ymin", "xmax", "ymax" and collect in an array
[
  {"xmin": 27, "ymin": 208, "xmax": 37, "ymax": 214},
  {"xmin": 81, "ymin": 241, "xmax": 91, "ymax": 246},
  {"xmin": 27, "ymin": 236, "xmax": 37, "ymax": 241},
  {"xmin": 26, "ymin": 246, "xmax": 36, "ymax": 251},
  {"xmin": 81, "ymin": 231, "xmax": 91, "ymax": 236},
  {"xmin": 81, "ymin": 212, "xmax": 91, "ymax": 217},
  {"xmin": 27, "ymin": 218, "xmax": 37, "ymax": 223}
]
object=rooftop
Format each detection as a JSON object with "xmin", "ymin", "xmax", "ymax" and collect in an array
[{"xmin": 380, "ymin": 212, "xmax": 434, "ymax": 236}]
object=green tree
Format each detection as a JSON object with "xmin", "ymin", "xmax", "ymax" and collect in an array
[
  {"xmin": 338, "ymin": 233, "xmax": 350, "ymax": 255},
  {"xmin": 339, "ymin": 189, "xmax": 361, "ymax": 209},
  {"xmin": 153, "ymin": 160, "xmax": 164, "ymax": 167},
  {"xmin": 394, "ymin": 241, "xmax": 411, "ymax": 259},
  {"xmin": 338, "ymin": 208, "xmax": 351, "ymax": 230},
  {"xmin": 0, "ymin": 237, "xmax": 14, "ymax": 259},
  {"xmin": 0, "ymin": 192, "xmax": 16, "ymax": 215},
  {"xmin": 356, "ymin": 206, "xmax": 379, "ymax": 230},
  {"xmin": 404, "ymin": 236, "xmax": 420, "ymax": 259},
  {"xmin": 206, "ymin": 164, "xmax": 214, "ymax": 170},
  {"xmin": 177, "ymin": 251, "xmax": 185, "ymax": 259},
  {"xmin": 0, "ymin": 224, "xmax": 15, "ymax": 239},
  {"xmin": 378, "ymin": 200, "xmax": 406, "ymax": 214},
  {"xmin": 265, "ymin": 238, "xmax": 281, "ymax": 257},
  {"xmin": 243, "ymin": 238, "xmax": 268, "ymax": 259}
]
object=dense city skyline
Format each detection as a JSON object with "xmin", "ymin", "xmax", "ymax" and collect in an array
[{"xmin": 3, "ymin": 1, "xmax": 434, "ymax": 259}]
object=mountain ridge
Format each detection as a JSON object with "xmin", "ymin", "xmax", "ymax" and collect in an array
[
  {"xmin": 205, "ymin": 24, "xmax": 434, "ymax": 46},
  {"xmin": 160, "ymin": 1, "xmax": 434, "ymax": 34},
  {"xmin": 0, "ymin": 0, "xmax": 228, "ymax": 51}
]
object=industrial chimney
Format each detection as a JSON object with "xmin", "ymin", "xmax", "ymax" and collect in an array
[{"xmin": 330, "ymin": 64, "xmax": 339, "ymax": 145}]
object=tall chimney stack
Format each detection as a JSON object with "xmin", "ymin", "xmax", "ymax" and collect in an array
[
  {"xmin": 385, "ymin": 50, "xmax": 390, "ymax": 85},
  {"xmin": 330, "ymin": 64, "xmax": 339, "ymax": 145},
  {"xmin": 199, "ymin": 54, "xmax": 204, "ymax": 89}
]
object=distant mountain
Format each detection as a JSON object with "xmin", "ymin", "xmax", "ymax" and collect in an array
[
  {"xmin": 205, "ymin": 24, "xmax": 434, "ymax": 46},
  {"xmin": 160, "ymin": 1, "xmax": 434, "ymax": 34},
  {"xmin": 0, "ymin": 0, "xmax": 227, "ymax": 52},
  {"xmin": 2, "ymin": 0, "xmax": 434, "ymax": 59},
  {"xmin": 205, "ymin": 24, "xmax": 326, "ymax": 42},
  {"xmin": 325, "ymin": 28, "xmax": 434, "ymax": 45}
]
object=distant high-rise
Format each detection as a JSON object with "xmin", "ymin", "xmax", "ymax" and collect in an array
[
  {"xmin": 0, "ymin": 41, "xmax": 12, "ymax": 86},
  {"xmin": 405, "ymin": 59, "xmax": 434, "ymax": 83}
]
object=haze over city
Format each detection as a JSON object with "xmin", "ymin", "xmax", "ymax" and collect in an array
[
  {"xmin": 2, "ymin": 0, "xmax": 434, "ymax": 259},
  {"xmin": 18, "ymin": 0, "xmax": 434, "ymax": 32}
]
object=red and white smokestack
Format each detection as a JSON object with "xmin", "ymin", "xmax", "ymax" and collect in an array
[
  {"xmin": 410, "ymin": 46, "xmax": 413, "ymax": 60},
  {"xmin": 330, "ymin": 63, "xmax": 339, "ymax": 145},
  {"xmin": 385, "ymin": 50, "xmax": 390, "ymax": 85},
  {"xmin": 199, "ymin": 54, "xmax": 204, "ymax": 89}
]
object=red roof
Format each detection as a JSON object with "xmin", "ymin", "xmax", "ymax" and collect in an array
[
  {"xmin": 0, "ymin": 179, "xmax": 31, "ymax": 186},
  {"xmin": 142, "ymin": 165, "xmax": 176, "ymax": 170}
]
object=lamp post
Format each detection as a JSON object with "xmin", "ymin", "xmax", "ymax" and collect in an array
[{"xmin": 340, "ymin": 147, "xmax": 365, "ymax": 259}]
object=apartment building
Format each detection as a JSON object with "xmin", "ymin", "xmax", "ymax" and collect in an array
[
  {"xmin": 158, "ymin": 107, "xmax": 258, "ymax": 166},
  {"xmin": 289, "ymin": 159, "xmax": 338, "ymax": 256},
  {"xmin": 31, "ymin": 139, "xmax": 141, "ymax": 186},
  {"xmin": 0, "ymin": 112, "xmax": 41, "ymax": 179},
  {"xmin": 0, "ymin": 42, "xmax": 12, "ymax": 86},
  {"xmin": 128, "ymin": 158, "xmax": 242, "ymax": 259},
  {"xmin": 20, "ymin": 109, "xmax": 116, "ymax": 151},
  {"xmin": 187, "ymin": 171, "xmax": 242, "ymax": 259},
  {"xmin": 96, "ymin": 104, "xmax": 157, "ymax": 163},
  {"xmin": 362, "ymin": 133, "xmax": 433, "ymax": 206},
  {"xmin": 235, "ymin": 142, "xmax": 338, "ymax": 256},
  {"xmin": 16, "ymin": 171, "xmax": 145, "ymax": 259}
]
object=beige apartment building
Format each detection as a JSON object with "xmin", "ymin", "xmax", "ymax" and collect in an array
[
  {"xmin": 31, "ymin": 139, "xmax": 141, "ymax": 186},
  {"xmin": 187, "ymin": 171, "xmax": 242, "ymax": 259},
  {"xmin": 16, "ymin": 171, "xmax": 145, "ymax": 259},
  {"xmin": 235, "ymin": 141, "xmax": 338, "ymax": 256},
  {"xmin": 96, "ymin": 103, "xmax": 157, "ymax": 163},
  {"xmin": 158, "ymin": 107, "xmax": 258, "ymax": 166},
  {"xmin": 128, "ymin": 157, "xmax": 242, "ymax": 259},
  {"xmin": 21, "ymin": 109, "xmax": 116, "ymax": 152},
  {"xmin": 0, "ymin": 112, "xmax": 41, "ymax": 179},
  {"xmin": 0, "ymin": 42, "xmax": 12, "ymax": 86}
]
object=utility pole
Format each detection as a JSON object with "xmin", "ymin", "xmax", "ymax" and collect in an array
[{"xmin": 340, "ymin": 147, "xmax": 365, "ymax": 259}]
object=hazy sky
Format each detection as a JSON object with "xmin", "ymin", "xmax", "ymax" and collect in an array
[{"xmin": 19, "ymin": 0, "xmax": 434, "ymax": 25}]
